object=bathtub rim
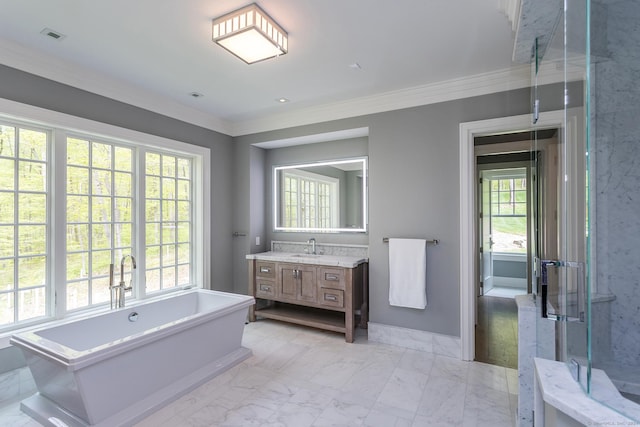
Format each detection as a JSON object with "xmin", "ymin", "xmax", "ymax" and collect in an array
[{"xmin": 10, "ymin": 288, "xmax": 254, "ymax": 371}]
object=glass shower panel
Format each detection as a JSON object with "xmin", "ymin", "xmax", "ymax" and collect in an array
[
  {"xmin": 563, "ymin": 0, "xmax": 589, "ymax": 393},
  {"xmin": 530, "ymin": 0, "xmax": 640, "ymax": 421},
  {"xmin": 532, "ymin": 0, "xmax": 590, "ymax": 391},
  {"xmin": 532, "ymin": 18, "xmax": 565, "ymax": 366}
]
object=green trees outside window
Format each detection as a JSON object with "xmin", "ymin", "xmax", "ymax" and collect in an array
[
  {"xmin": 0, "ymin": 118, "xmax": 196, "ymax": 331},
  {"xmin": 66, "ymin": 138, "xmax": 134, "ymax": 310},
  {"xmin": 0, "ymin": 124, "xmax": 48, "ymax": 326}
]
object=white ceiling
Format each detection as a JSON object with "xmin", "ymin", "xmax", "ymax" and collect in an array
[{"xmin": 0, "ymin": 0, "xmax": 520, "ymax": 136}]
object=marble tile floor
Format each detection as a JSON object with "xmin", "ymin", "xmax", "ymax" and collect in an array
[{"xmin": 0, "ymin": 320, "xmax": 518, "ymax": 426}]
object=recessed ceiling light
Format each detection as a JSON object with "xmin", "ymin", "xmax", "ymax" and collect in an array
[
  {"xmin": 40, "ymin": 28, "xmax": 66, "ymax": 41},
  {"xmin": 277, "ymin": 98, "xmax": 289, "ymax": 103},
  {"xmin": 189, "ymin": 92, "xmax": 204, "ymax": 98}
]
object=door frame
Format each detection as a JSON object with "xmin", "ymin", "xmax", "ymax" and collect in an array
[{"xmin": 459, "ymin": 110, "xmax": 564, "ymax": 361}]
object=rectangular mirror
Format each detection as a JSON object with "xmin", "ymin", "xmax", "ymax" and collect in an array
[{"xmin": 274, "ymin": 157, "xmax": 368, "ymax": 232}]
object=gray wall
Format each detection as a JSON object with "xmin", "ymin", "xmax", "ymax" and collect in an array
[
  {"xmin": 494, "ymin": 259, "xmax": 527, "ymax": 279},
  {"xmin": 0, "ymin": 63, "xmax": 568, "ymax": 342},
  {"xmin": 234, "ymin": 88, "xmax": 546, "ymax": 337},
  {"xmin": 0, "ymin": 64, "xmax": 235, "ymax": 292}
]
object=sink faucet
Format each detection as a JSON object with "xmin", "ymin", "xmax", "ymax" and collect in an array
[
  {"xmin": 110, "ymin": 255, "xmax": 136, "ymax": 308},
  {"xmin": 307, "ymin": 238, "xmax": 317, "ymax": 255}
]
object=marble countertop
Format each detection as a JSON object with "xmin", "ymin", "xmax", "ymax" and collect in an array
[
  {"xmin": 534, "ymin": 357, "xmax": 639, "ymax": 425},
  {"xmin": 246, "ymin": 251, "xmax": 368, "ymax": 268}
]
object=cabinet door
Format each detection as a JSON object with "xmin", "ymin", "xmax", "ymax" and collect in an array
[
  {"xmin": 279, "ymin": 266, "xmax": 298, "ymax": 300},
  {"xmin": 298, "ymin": 266, "xmax": 316, "ymax": 302},
  {"xmin": 278, "ymin": 264, "xmax": 316, "ymax": 303}
]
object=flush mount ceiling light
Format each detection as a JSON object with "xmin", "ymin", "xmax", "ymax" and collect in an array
[{"xmin": 212, "ymin": 3, "xmax": 288, "ymax": 64}]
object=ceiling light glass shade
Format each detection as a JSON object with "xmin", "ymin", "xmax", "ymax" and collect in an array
[{"xmin": 212, "ymin": 3, "xmax": 288, "ymax": 64}]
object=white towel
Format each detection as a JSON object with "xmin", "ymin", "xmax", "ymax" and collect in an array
[{"xmin": 388, "ymin": 238, "xmax": 427, "ymax": 309}]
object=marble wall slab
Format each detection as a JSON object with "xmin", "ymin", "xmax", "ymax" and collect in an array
[
  {"xmin": 516, "ymin": 295, "xmax": 536, "ymax": 427},
  {"xmin": 592, "ymin": 0, "xmax": 640, "ymax": 374}
]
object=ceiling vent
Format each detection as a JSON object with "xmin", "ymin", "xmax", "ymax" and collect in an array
[{"xmin": 40, "ymin": 28, "xmax": 66, "ymax": 41}]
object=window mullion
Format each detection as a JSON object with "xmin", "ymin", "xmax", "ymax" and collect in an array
[
  {"xmin": 135, "ymin": 147, "xmax": 146, "ymax": 299},
  {"xmin": 52, "ymin": 129, "xmax": 67, "ymax": 319}
]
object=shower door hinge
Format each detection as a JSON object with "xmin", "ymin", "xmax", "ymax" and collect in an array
[
  {"xmin": 569, "ymin": 359, "xmax": 580, "ymax": 382},
  {"xmin": 533, "ymin": 99, "xmax": 540, "ymax": 124}
]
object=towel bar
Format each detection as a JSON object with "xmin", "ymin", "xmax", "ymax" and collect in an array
[{"xmin": 382, "ymin": 237, "xmax": 439, "ymax": 245}]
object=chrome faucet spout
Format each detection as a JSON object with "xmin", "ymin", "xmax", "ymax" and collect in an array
[
  {"xmin": 307, "ymin": 238, "xmax": 317, "ymax": 255},
  {"xmin": 116, "ymin": 255, "xmax": 136, "ymax": 308}
]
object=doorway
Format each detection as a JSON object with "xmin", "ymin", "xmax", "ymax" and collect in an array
[
  {"xmin": 459, "ymin": 111, "xmax": 566, "ymax": 362},
  {"xmin": 474, "ymin": 144, "xmax": 534, "ymax": 369},
  {"xmin": 472, "ymin": 130, "xmax": 559, "ymax": 368}
]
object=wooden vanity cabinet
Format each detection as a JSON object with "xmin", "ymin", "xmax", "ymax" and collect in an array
[
  {"xmin": 248, "ymin": 259, "xmax": 368, "ymax": 342},
  {"xmin": 254, "ymin": 261, "xmax": 276, "ymax": 299},
  {"xmin": 278, "ymin": 264, "xmax": 316, "ymax": 303}
]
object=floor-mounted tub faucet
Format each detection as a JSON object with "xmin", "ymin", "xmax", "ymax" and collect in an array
[
  {"xmin": 307, "ymin": 238, "xmax": 317, "ymax": 255},
  {"xmin": 109, "ymin": 255, "xmax": 136, "ymax": 308}
]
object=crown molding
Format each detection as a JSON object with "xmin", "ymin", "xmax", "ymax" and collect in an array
[
  {"xmin": 2, "ymin": 38, "xmax": 573, "ymax": 138},
  {"xmin": 0, "ymin": 38, "xmax": 233, "ymax": 135},
  {"xmin": 230, "ymin": 65, "xmax": 535, "ymax": 135}
]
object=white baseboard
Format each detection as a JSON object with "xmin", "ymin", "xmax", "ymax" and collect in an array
[{"xmin": 368, "ymin": 322, "xmax": 461, "ymax": 359}]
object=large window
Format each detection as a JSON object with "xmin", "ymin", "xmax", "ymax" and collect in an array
[
  {"xmin": 0, "ymin": 106, "xmax": 209, "ymax": 334},
  {"xmin": 485, "ymin": 168, "xmax": 528, "ymax": 253},
  {"xmin": 145, "ymin": 152, "xmax": 192, "ymax": 292},
  {"xmin": 66, "ymin": 137, "xmax": 134, "ymax": 310},
  {"xmin": 0, "ymin": 124, "xmax": 49, "ymax": 326}
]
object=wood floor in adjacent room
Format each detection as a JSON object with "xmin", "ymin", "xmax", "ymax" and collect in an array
[{"xmin": 475, "ymin": 295, "xmax": 519, "ymax": 369}]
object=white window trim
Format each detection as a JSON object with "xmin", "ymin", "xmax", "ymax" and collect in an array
[{"xmin": 0, "ymin": 98, "xmax": 211, "ymax": 347}]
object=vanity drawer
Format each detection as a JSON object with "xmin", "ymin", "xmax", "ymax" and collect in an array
[
  {"xmin": 317, "ymin": 267, "xmax": 345, "ymax": 289},
  {"xmin": 318, "ymin": 288, "xmax": 344, "ymax": 308},
  {"xmin": 255, "ymin": 280, "xmax": 276, "ymax": 298},
  {"xmin": 256, "ymin": 261, "xmax": 276, "ymax": 279}
]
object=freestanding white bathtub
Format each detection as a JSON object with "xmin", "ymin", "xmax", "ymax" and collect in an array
[{"xmin": 10, "ymin": 289, "xmax": 255, "ymax": 427}]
